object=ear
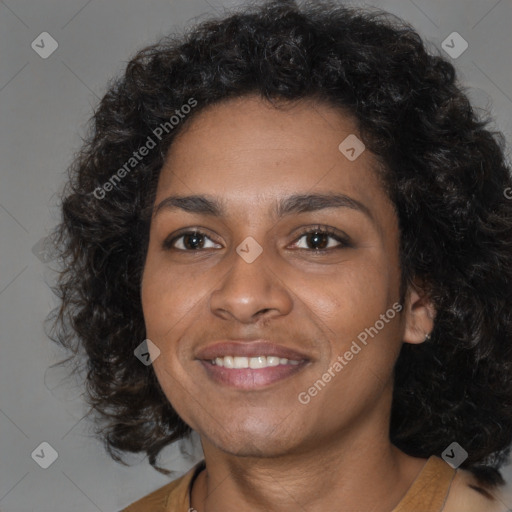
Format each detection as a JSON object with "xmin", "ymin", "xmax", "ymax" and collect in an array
[{"xmin": 402, "ymin": 277, "xmax": 436, "ymax": 345}]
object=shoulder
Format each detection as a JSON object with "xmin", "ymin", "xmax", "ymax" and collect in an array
[
  {"xmin": 443, "ymin": 467, "xmax": 509, "ymax": 512},
  {"xmin": 120, "ymin": 462, "xmax": 202, "ymax": 512},
  {"xmin": 120, "ymin": 477, "xmax": 185, "ymax": 512}
]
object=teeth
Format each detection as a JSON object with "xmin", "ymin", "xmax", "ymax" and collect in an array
[{"xmin": 211, "ymin": 355, "xmax": 302, "ymax": 368}]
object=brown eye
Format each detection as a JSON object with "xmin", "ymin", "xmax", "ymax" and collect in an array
[
  {"xmin": 291, "ymin": 226, "xmax": 351, "ymax": 252},
  {"xmin": 163, "ymin": 230, "xmax": 221, "ymax": 251}
]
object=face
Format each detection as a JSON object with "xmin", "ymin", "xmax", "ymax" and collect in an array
[{"xmin": 141, "ymin": 94, "xmax": 418, "ymax": 458}]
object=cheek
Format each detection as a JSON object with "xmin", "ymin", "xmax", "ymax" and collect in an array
[
  {"xmin": 297, "ymin": 257, "xmax": 394, "ymax": 333},
  {"xmin": 141, "ymin": 250, "xmax": 209, "ymax": 338},
  {"xmin": 299, "ymin": 257, "xmax": 401, "ymax": 378},
  {"xmin": 140, "ymin": 253, "xmax": 203, "ymax": 425}
]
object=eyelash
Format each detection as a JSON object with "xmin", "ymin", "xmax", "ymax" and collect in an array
[{"xmin": 162, "ymin": 225, "xmax": 351, "ymax": 253}]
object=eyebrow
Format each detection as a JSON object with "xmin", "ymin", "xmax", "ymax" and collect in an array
[{"xmin": 153, "ymin": 192, "xmax": 374, "ymax": 223}]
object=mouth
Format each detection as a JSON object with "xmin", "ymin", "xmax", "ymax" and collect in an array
[
  {"xmin": 199, "ymin": 358, "xmax": 309, "ymax": 389},
  {"xmin": 195, "ymin": 340, "xmax": 311, "ymax": 390}
]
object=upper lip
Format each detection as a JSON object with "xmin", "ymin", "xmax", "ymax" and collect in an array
[{"xmin": 195, "ymin": 340, "xmax": 310, "ymax": 361}]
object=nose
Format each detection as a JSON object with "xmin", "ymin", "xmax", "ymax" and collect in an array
[{"xmin": 209, "ymin": 245, "xmax": 293, "ymax": 324}]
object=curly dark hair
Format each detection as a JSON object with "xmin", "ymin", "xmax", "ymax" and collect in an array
[{"xmin": 46, "ymin": 0, "xmax": 512, "ymax": 490}]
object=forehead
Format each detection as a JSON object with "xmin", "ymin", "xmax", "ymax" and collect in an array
[{"xmin": 154, "ymin": 94, "xmax": 393, "ymax": 225}]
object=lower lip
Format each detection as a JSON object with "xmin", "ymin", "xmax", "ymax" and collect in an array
[{"xmin": 199, "ymin": 360, "xmax": 308, "ymax": 389}]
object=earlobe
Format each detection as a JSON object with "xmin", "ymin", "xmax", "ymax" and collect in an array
[{"xmin": 402, "ymin": 278, "xmax": 436, "ymax": 345}]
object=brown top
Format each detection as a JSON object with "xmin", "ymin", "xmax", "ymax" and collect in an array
[
  {"xmin": 121, "ymin": 455, "xmax": 457, "ymax": 512},
  {"xmin": 392, "ymin": 455, "xmax": 456, "ymax": 512}
]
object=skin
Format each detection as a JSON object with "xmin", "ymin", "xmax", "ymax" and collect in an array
[{"xmin": 141, "ymin": 93, "xmax": 455, "ymax": 511}]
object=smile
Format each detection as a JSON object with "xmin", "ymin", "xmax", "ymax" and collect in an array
[
  {"xmin": 211, "ymin": 355, "xmax": 302, "ymax": 368},
  {"xmin": 200, "ymin": 358, "xmax": 309, "ymax": 389}
]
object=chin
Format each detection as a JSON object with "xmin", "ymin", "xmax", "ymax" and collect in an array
[{"xmin": 203, "ymin": 419, "xmax": 302, "ymax": 457}]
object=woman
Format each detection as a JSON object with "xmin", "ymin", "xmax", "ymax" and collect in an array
[{"xmin": 47, "ymin": 1, "xmax": 512, "ymax": 510}]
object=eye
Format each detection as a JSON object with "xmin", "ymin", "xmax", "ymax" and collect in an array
[
  {"xmin": 162, "ymin": 225, "xmax": 351, "ymax": 252},
  {"xmin": 290, "ymin": 225, "xmax": 351, "ymax": 252},
  {"xmin": 163, "ymin": 230, "xmax": 221, "ymax": 251}
]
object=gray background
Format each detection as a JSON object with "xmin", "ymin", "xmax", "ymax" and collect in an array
[{"xmin": 1, "ymin": 0, "xmax": 512, "ymax": 510}]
